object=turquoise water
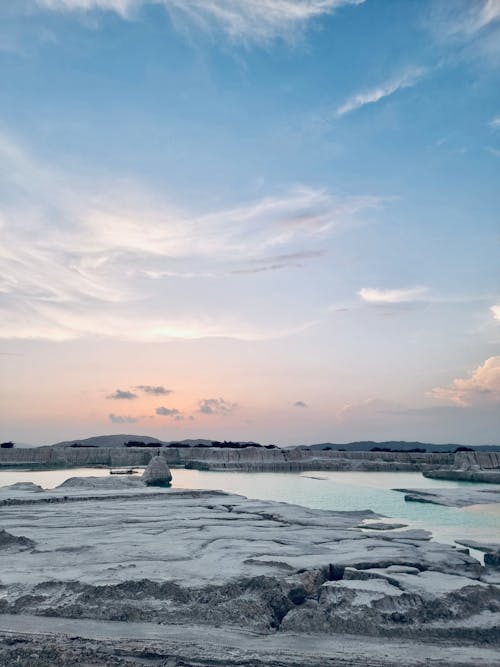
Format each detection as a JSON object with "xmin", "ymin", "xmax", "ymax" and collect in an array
[
  {"xmin": 171, "ymin": 469, "xmax": 500, "ymax": 548},
  {"xmin": 0, "ymin": 467, "xmax": 498, "ymax": 549}
]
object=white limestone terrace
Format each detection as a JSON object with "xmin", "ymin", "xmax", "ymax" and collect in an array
[
  {"xmin": 0, "ymin": 441, "xmax": 457, "ymax": 473},
  {"xmin": 0, "ymin": 477, "xmax": 499, "ymax": 665}
]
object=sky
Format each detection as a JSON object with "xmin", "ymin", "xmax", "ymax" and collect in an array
[{"xmin": 0, "ymin": 0, "xmax": 499, "ymax": 446}]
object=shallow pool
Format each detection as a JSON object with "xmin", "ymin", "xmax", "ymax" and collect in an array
[{"xmin": 1, "ymin": 467, "xmax": 498, "ymax": 549}]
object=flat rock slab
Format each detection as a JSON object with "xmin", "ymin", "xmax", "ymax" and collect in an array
[
  {"xmin": 393, "ymin": 486, "xmax": 500, "ymax": 507},
  {"xmin": 454, "ymin": 539, "xmax": 500, "ymax": 553},
  {"xmin": 358, "ymin": 521, "xmax": 408, "ymax": 530},
  {"xmin": 0, "ymin": 482, "xmax": 498, "ymax": 661},
  {"xmin": 0, "ymin": 487, "xmax": 388, "ymax": 587},
  {"xmin": 424, "ymin": 469, "xmax": 500, "ymax": 484}
]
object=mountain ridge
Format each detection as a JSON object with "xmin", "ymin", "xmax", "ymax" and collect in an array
[{"xmin": 40, "ymin": 434, "xmax": 500, "ymax": 452}]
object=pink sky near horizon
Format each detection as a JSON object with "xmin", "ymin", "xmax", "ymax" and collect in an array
[
  {"xmin": 2, "ymin": 336, "xmax": 499, "ymax": 446},
  {"xmin": 0, "ymin": 0, "xmax": 499, "ymax": 447}
]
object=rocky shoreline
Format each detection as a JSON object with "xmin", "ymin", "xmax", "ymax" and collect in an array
[
  {"xmin": 0, "ymin": 477, "xmax": 499, "ymax": 666},
  {"xmin": 424, "ymin": 469, "xmax": 500, "ymax": 483},
  {"xmin": 2, "ymin": 444, "xmax": 499, "ymax": 481},
  {"xmin": 424, "ymin": 451, "xmax": 500, "ymax": 484},
  {"xmin": 394, "ymin": 486, "xmax": 500, "ymax": 507},
  {"xmin": 0, "ymin": 445, "xmax": 456, "ymax": 473}
]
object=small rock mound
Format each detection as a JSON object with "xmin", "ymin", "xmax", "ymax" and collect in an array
[
  {"xmin": 4, "ymin": 482, "xmax": 43, "ymax": 493},
  {"xmin": 0, "ymin": 528, "xmax": 35, "ymax": 551},
  {"xmin": 142, "ymin": 455, "xmax": 172, "ymax": 486}
]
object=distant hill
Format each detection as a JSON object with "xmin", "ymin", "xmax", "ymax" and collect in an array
[
  {"xmin": 49, "ymin": 435, "xmax": 260, "ymax": 449},
  {"xmin": 33, "ymin": 435, "xmax": 500, "ymax": 452},
  {"xmin": 297, "ymin": 441, "xmax": 500, "ymax": 453},
  {"xmin": 51, "ymin": 434, "xmax": 165, "ymax": 448}
]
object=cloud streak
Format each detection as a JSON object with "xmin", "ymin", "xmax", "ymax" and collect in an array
[
  {"xmin": 156, "ymin": 406, "xmax": 181, "ymax": 418},
  {"xmin": 444, "ymin": 0, "xmax": 500, "ymax": 36},
  {"xmin": 336, "ymin": 68, "xmax": 426, "ymax": 117},
  {"xmin": 0, "ymin": 130, "xmax": 384, "ymax": 342},
  {"xmin": 358, "ymin": 287, "xmax": 428, "ymax": 304},
  {"xmin": 33, "ymin": 0, "xmax": 365, "ymax": 43},
  {"xmin": 426, "ymin": 0, "xmax": 500, "ymax": 64}
]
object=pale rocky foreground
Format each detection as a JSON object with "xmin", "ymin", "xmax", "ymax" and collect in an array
[{"xmin": 0, "ymin": 478, "xmax": 499, "ymax": 666}]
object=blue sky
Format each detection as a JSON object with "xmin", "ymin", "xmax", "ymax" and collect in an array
[{"xmin": 0, "ymin": 0, "xmax": 499, "ymax": 445}]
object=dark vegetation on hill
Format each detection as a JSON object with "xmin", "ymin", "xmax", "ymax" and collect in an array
[
  {"xmin": 120, "ymin": 440, "xmax": 277, "ymax": 450},
  {"xmin": 40, "ymin": 434, "xmax": 500, "ymax": 451},
  {"xmin": 302, "ymin": 441, "xmax": 498, "ymax": 453},
  {"xmin": 367, "ymin": 445, "xmax": 473, "ymax": 454}
]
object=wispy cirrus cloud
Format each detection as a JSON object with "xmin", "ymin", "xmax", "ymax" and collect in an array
[
  {"xmin": 426, "ymin": 0, "xmax": 500, "ymax": 64},
  {"xmin": 440, "ymin": 0, "xmax": 500, "ymax": 37},
  {"xmin": 358, "ymin": 286, "xmax": 428, "ymax": 304},
  {"xmin": 335, "ymin": 67, "xmax": 426, "ymax": 117},
  {"xmin": 0, "ymin": 129, "xmax": 384, "ymax": 343},
  {"xmin": 490, "ymin": 115, "xmax": 500, "ymax": 127},
  {"xmin": 472, "ymin": 0, "xmax": 500, "ymax": 32},
  {"xmin": 230, "ymin": 250, "xmax": 324, "ymax": 275},
  {"xmin": 32, "ymin": 0, "xmax": 364, "ymax": 43}
]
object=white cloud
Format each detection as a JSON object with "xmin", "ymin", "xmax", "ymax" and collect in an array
[
  {"xmin": 491, "ymin": 304, "xmax": 500, "ymax": 321},
  {"xmin": 358, "ymin": 286, "xmax": 428, "ymax": 304},
  {"xmin": 336, "ymin": 68, "xmax": 426, "ymax": 117},
  {"xmin": 427, "ymin": 0, "xmax": 500, "ymax": 64},
  {"xmin": 478, "ymin": 0, "xmax": 500, "ymax": 29},
  {"xmin": 448, "ymin": 0, "xmax": 500, "ymax": 36},
  {"xmin": 38, "ymin": 0, "xmax": 134, "ymax": 10},
  {"xmin": 33, "ymin": 0, "xmax": 364, "ymax": 43},
  {"xmin": 490, "ymin": 115, "xmax": 500, "ymax": 127},
  {"xmin": 107, "ymin": 389, "xmax": 138, "ymax": 399},
  {"xmin": 136, "ymin": 385, "xmax": 172, "ymax": 395},
  {"xmin": 198, "ymin": 397, "xmax": 236, "ymax": 415},
  {"xmin": 109, "ymin": 413, "xmax": 140, "ymax": 423},
  {"xmin": 0, "ymin": 130, "xmax": 383, "ymax": 342},
  {"xmin": 85, "ymin": 186, "xmax": 381, "ymax": 263},
  {"xmin": 430, "ymin": 356, "xmax": 500, "ymax": 406},
  {"xmin": 156, "ymin": 406, "xmax": 181, "ymax": 417}
]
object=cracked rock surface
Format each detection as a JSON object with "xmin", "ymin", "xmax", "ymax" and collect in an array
[{"xmin": 0, "ymin": 481, "xmax": 498, "ymax": 665}]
